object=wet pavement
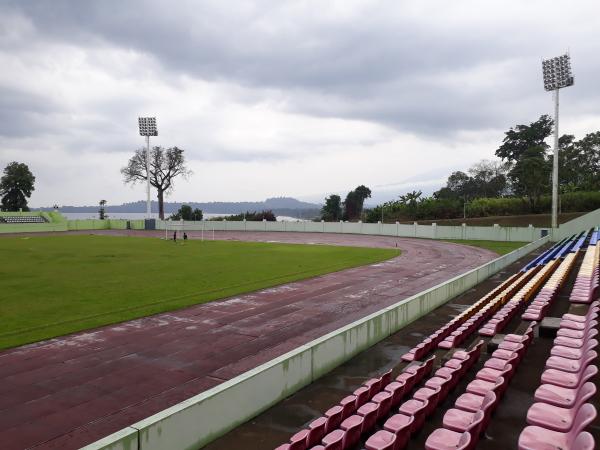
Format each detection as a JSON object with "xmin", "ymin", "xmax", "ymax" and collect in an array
[
  {"xmin": 206, "ymin": 244, "xmax": 600, "ymax": 450},
  {"xmin": 0, "ymin": 232, "xmax": 497, "ymax": 449}
]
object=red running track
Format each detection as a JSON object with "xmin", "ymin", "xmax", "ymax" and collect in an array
[{"xmin": 0, "ymin": 231, "xmax": 497, "ymax": 449}]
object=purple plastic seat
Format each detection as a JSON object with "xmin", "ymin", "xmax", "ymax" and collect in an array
[
  {"xmin": 384, "ymin": 381, "xmax": 406, "ymax": 407},
  {"xmin": 307, "ymin": 417, "xmax": 328, "ymax": 447},
  {"xmin": 526, "ymin": 383, "xmax": 596, "ymax": 431},
  {"xmin": 518, "ymin": 404, "xmax": 597, "ymax": 450},
  {"xmin": 484, "ymin": 355, "xmax": 517, "ymax": 374},
  {"xmin": 322, "ymin": 429, "xmax": 344, "ymax": 450},
  {"xmin": 455, "ymin": 393, "xmax": 491, "ymax": 413},
  {"xmin": 339, "ymin": 395, "xmax": 357, "ymax": 420},
  {"xmin": 365, "ymin": 430, "xmax": 397, "ymax": 450},
  {"xmin": 398, "ymin": 398, "xmax": 428, "ymax": 433},
  {"xmin": 395, "ymin": 371, "xmax": 419, "ymax": 393},
  {"xmin": 554, "ymin": 329, "xmax": 598, "ymax": 348},
  {"xmin": 444, "ymin": 393, "xmax": 495, "ymax": 432},
  {"xmin": 557, "ymin": 328, "xmax": 592, "ymax": 340},
  {"xmin": 534, "ymin": 382, "xmax": 594, "ymax": 408},
  {"xmin": 425, "ymin": 430, "xmax": 472, "ymax": 450},
  {"xmin": 383, "ymin": 413, "xmax": 413, "ymax": 449},
  {"xmin": 544, "ymin": 350, "xmax": 597, "ymax": 373},
  {"xmin": 357, "ymin": 402, "xmax": 379, "ymax": 434},
  {"xmin": 425, "ymin": 375, "xmax": 453, "ymax": 401},
  {"xmin": 324, "ymin": 405, "xmax": 344, "ymax": 433},
  {"xmin": 289, "ymin": 429, "xmax": 309, "ymax": 450},
  {"xmin": 475, "ymin": 364, "xmax": 512, "ymax": 383},
  {"xmin": 413, "ymin": 386, "xmax": 441, "ymax": 416},
  {"xmin": 364, "ymin": 377, "xmax": 383, "ymax": 398},
  {"xmin": 465, "ymin": 377, "xmax": 505, "ymax": 397},
  {"xmin": 353, "ymin": 386, "xmax": 370, "ymax": 408},
  {"xmin": 541, "ymin": 364, "xmax": 598, "ymax": 388},
  {"xmin": 339, "ymin": 415, "xmax": 363, "ymax": 449},
  {"xmin": 551, "ymin": 340, "xmax": 598, "ymax": 360},
  {"xmin": 372, "ymin": 390, "xmax": 393, "ymax": 420}
]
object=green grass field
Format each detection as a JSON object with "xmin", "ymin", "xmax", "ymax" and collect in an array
[
  {"xmin": 443, "ymin": 239, "xmax": 526, "ymax": 255},
  {"xmin": 0, "ymin": 235, "xmax": 399, "ymax": 349}
]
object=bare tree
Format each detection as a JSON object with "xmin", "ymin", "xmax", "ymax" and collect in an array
[{"xmin": 121, "ymin": 146, "xmax": 191, "ymax": 219}]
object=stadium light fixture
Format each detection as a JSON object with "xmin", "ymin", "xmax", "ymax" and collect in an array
[
  {"xmin": 541, "ymin": 53, "xmax": 574, "ymax": 230},
  {"xmin": 138, "ymin": 117, "xmax": 158, "ymax": 218}
]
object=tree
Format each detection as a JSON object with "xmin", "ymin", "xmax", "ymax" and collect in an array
[
  {"xmin": 343, "ymin": 185, "xmax": 372, "ymax": 221},
  {"xmin": 496, "ymin": 115, "xmax": 553, "ymax": 162},
  {"xmin": 0, "ymin": 162, "xmax": 35, "ymax": 211},
  {"xmin": 121, "ymin": 146, "xmax": 191, "ymax": 219},
  {"xmin": 321, "ymin": 194, "xmax": 342, "ymax": 221},
  {"xmin": 169, "ymin": 205, "xmax": 203, "ymax": 221},
  {"xmin": 509, "ymin": 146, "xmax": 551, "ymax": 212},
  {"xmin": 99, "ymin": 199, "xmax": 107, "ymax": 220}
]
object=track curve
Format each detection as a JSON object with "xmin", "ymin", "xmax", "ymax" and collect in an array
[{"xmin": 0, "ymin": 231, "xmax": 497, "ymax": 449}]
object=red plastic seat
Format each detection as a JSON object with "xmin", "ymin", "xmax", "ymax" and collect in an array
[
  {"xmin": 398, "ymin": 398, "xmax": 428, "ymax": 433},
  {"xmin": 307, "ymin": 417, "xmax": 328, "ymax": 447},
  {"xmin": 275, "ymin": 444, "xmax": 290, "ymax": 450},
  {"xmin": 322, "ymin": 429, "xmax": 344, "ymax": 450},
  {"xmin": 526, "ymin": 383, "xmax": 596, "ymax": 431},
  {"xmin": 425, "ymin": 429, "xmax": 472, "ymax": 450},
  {"xmin": 365, "ymin": 430, "xmax": 397, "ymax": 450},
  {"xmin": 339, "ymin": 415, "xmax": 363, "ymax": 449},
  {"xmin": 455, "ymin": 392, "xmax": 488, "ymax": 413},
  {"xmin": 380, "ymin": 369, "xmax": 393, "ymax": 387},
  {"xmin": 383, "ymin": 413, "xmax": 413, "ymax": 449},
  {"xmin": 518, "ymin": 405, "xmax": 597, "ymax": 450},
  {"xmin": 444, "ymin": 392, "xmax": 495, "ymax": 432}
]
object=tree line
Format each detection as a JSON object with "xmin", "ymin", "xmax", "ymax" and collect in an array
[
  {"xmin": 320, "ymin": 185, "xmax": 372, "ymax": 221},
  {"xmin": 366, "ymin": 115, "xmax": 600, "ymax": 223}
]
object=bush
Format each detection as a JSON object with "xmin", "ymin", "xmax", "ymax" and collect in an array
[{"xmin": 209, "ymin": 210, "xmax": 277, "ymax": 221}]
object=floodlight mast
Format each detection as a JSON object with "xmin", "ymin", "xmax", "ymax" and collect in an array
[
  {"xmin": 138, "ymin": 117, "xmax": 158, "ymax": 219},
  {"xmin": 542, "ymin": 53, "xmax": 574, "ymax": 230}
]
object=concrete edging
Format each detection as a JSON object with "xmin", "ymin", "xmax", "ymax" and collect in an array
[{"xmin": 82, "ymin": 236, "xmax": 549, "ymax": 450}]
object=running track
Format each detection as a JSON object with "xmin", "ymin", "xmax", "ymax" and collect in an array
[{"xmin": 0, "ymin": 231, "xmax": 497, "ymax": 449}]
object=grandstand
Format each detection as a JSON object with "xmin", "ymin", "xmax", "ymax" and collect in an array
[
  {"xmin": 268, "ymin": 229, "xmax": 599, "ymax": 450},
  {"xmin": 0, "ymin": 215, "xmax": 47, "ymax": 223}
]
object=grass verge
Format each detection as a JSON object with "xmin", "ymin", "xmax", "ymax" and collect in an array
[{"xmin": 442, "ymin": 239, "xmax": 526, "ymax": 255}]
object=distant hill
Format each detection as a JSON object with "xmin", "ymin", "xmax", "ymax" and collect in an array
[{"xmin": 35, "ymin": 197, "xmax": 322, "ymax": 219}]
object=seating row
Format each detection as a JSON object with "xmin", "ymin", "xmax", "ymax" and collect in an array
[
  {"xmin": 570, "ymin": 231, "xmax": 599, "ymax": 304},
  {"xmin": 361, "ymin": 342, "xmax": 484, "ymax": 450},
  {"xmin": 401, "ymin": 272, "xmax": 526, "ymax": 361},
  {"xmin": 518, "ymin": 302, "xmax": 598, "ymax": 450},
  {"xmin": 425, "ymin": 324, "xmax": 536, "ymax": 450},
  {"xmin": 478, "ymin": 259, "xmax": 560, "ymax": 336},
  {"xmin": 522, "ymin": 251, "xmax": 579, "ymax": 321}
]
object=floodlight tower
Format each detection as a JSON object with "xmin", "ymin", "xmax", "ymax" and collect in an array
[
  {"xmin": 138, "ymin": 117, "xmax": 158, "ymax": 218},
  {"xmin": 542, "ymin": 53, "xmax": 574, "ymax": 230}
]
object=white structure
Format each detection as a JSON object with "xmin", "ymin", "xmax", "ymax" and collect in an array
[
  {"xmin": 542, "ymin": 53, "xmax": 574, "ymax": 229},
  {"xmin": 138, "ymin": 117, "xmax": 158, "ymax": 218}
]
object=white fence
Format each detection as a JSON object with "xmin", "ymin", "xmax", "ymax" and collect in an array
[{"xmin": 157, "ymin": 219, "xmax": 545, "ymax": 242}]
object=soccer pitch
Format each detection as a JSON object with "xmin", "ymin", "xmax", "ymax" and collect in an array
[{"xmin": 0, "ymin": 235, "xmax": 399, "ymax": 349}]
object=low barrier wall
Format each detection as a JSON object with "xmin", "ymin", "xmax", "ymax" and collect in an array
[
  {"xmin": 0, "ymin": 219, "xmax": 146, "ymax": 234},
  {"xmin": 83, "ymin": 236, "xmax": 549, "ymax": 450},
  {"xmin": 156, "ymin": 219, "xmax": 543, "ymax": 242}
]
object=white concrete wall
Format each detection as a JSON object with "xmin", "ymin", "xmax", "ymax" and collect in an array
[
  {"xmin": 83, "ymin": 236, "xmax": 549, "ymax": 450},
  {"xmin": 156, "ymin": 219, "xmax": 545, "ymax": 242}
]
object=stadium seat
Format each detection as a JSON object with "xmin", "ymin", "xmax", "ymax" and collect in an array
[{"xmin": 365, "ymin": 430, "xmax": 397, "ymax": 450}]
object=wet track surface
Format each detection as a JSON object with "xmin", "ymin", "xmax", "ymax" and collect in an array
[{"xmin": 0, "ymin": 231, "xmax": 497, "ymax": 449}]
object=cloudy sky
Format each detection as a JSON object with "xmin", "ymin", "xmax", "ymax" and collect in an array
[{"xmin": 1, "ymin": 0, "xmax": 599, "ymax": 207}]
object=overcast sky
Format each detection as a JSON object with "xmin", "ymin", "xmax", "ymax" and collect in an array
[{"xmin": 1, "ymin": 0, "xmax": 599, "ymax": 207}]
